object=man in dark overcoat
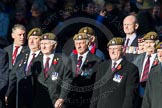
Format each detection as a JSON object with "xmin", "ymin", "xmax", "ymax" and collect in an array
[
  {"xmin": 31, "ymin": 33, "xmax": 72, "ymax": 108},
  {"xmin": 67, "ymin": 33, "xmax": 102, "ymax": 108},
  {"xmin": 0, "ymin": 48, "xmax": 9, "ymax": 108},
  {"xmin": 7, "ymin": 28, "xmax": 42, "ymax": 108},
  {"xmin": 142, "ymin": 41, "xmax": 162, "ymax": 108},
  {"xmin": 90, "ymin": 37, "xmax": 139, "ymax": 108}
]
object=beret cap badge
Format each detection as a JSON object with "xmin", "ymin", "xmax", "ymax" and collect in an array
[
  {"xmin": 112, "ymin": 40, "xmax": 115, "ymax": 44},
  {"xmin": 78, "ymin": 35, "xmax": 82, "ymax": 39},
  {"xmin": 151, "ymin": 35, "xmax": 154, "ymax": 39},
  {"xmin": 83, "ymin": 29, "xmax": 87, "ymax": 33},
  {"xmin": 44, "ymin": 35, "xmax": 48, "ymax": 39},
  {"xmin": 33, "ymin": 31, "xmax": 37, "ymax": 35}
]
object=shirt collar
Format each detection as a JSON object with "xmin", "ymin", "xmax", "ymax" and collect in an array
[
  {"xmin": 78, "ymin": 51, "xmax": 89, "ymax": 59},
  {"xmin": 43, "ymin": 54, "xmax": 54, "ymax": 60},
  {"xmin": 30, "ymin": 50, "xmax": 40, "ymax": 57},
  {"xmin": 126, "ymin": 33, "xmax": 136, "ymax": 41},
  {"xmin": 112, "ymin": 58, "xmax": 123, "ymax": 65}
]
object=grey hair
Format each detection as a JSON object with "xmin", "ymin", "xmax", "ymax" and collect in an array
[{"xmin": 12, "ymin": 24, "xmax": 26, "ymax": 33}]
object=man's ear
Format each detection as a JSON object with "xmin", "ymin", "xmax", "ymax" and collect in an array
[
  {"xmin": 91, "ymin": 35, "xmax": 95, "ymax": 43},
  {"xmin": 122, "ymin": 46, "xmax": 126, "ymax": 53},
  {"xmin": 11, "ymin": 32, "xmax": 15, "ymax": 39},
  {"xmin": 135, "ymin": 23, "xmax": 139, "ymax": 30},
  {"xmin": 53, "ymin": 42, "xmax": 58, "ymax": 49}
]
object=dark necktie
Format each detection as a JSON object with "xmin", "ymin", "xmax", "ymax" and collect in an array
[
  {"xmin": 112, "ymin": 62, "xmax": 117, "ymax": 72},
  {"xmin": 12, "ymin": 46, "xmax": 20, "ymax": 65},
  {"xmin": 44, "ymin": 57, "xmax": 50, "ymax": 78},
  {"xmin": 76, "ymin": 56, "xmax": 83, "ymax": 76},
  {"xmin": 125, "ymin": 38, "xmax": 130, "ymax": 46},
  {"xmin": 123, "ymin": 38, "xmax": 130, "ymax": 54},
  {"xmin": 26, "ymin": 53, "xmax": 36, "ymax": 74},
  {"xmin": 140, "ymin": 55, "xmax": 151, "ymax": 82}
]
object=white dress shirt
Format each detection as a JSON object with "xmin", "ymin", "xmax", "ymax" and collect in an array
[
  {"xmin": 43, "ymin": 54, "xmax": 54, "ymax": 68},
  {"xmin": 140, "ymin": 53, "xmax": 157, "ymax": 80}
]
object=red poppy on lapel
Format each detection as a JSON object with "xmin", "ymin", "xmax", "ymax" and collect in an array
[
  {"xmin": 72, "ymin": 49, "xmax": 78, "ymax": 55},
  {"xmin": 90, "ymin": 43, "xmax": 96, "ymax": 54},
  {"xmin": 153, "ymin": 57, "xmax": 158, "ymax": 66},
  {"xmin": 53, "ymin": 58, "xmax": 59, "ymax": 65},
  {"xmin": 117, "ymin": 64, "xmax": 122, "ymax": 70}
]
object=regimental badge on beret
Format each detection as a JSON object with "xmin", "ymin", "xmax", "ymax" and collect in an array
[
  {"xmin": 44, "ymin": 35, "xmax": 48, "ymax": 39},
  {"xmin": 151, "ymin": 35, "xmax": 154, "ymax": 39},
  {"xmin": 33, "ymin": 31, "xmax": 37, "ymax": 35},
  {"xmin": 78, "ymin": 35, "xmax": 82, "ymax": 39},
  {"xmin": 83, "ymin": 29, "xmax": 87, "ymax": 33},
  {"xmin": 112, "ymin": 40, "xmax": 115, "ymax": 45}
]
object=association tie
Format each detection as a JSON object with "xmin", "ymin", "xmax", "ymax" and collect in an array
[
  {"xmin": 12, "ymin": 46, "xmax": 20, "ymax": 65},
  {"xmin": 76, "ymin": 56, "xmax": 83, "ymax": 76},
  {"xmin": 125, "ymin": 38, "xmax": 130, "ymax": 46},
  {"xmin": 44, "ymin": 57, "xmax": 50, "ymax": 78},
  {"xmin": 112, "ymin": 62, "xmax": 117, "ymax": 72},
  {"xmin": 26, "ymin": 53, "xmax": 36, "ymax": 74},
  {"xmin": 140, "ymin": 55, "xmax": 151, "ymax": 82}
]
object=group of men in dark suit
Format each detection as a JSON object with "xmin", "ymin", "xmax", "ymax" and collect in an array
[{"xmin": 1, "ymin": 17, "xmax": 162, "ymax": 108}]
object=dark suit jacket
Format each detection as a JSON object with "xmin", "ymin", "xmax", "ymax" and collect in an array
[
  {"xmin": 133, "ymin": 52, "xmax": 157, "ymax": 76},
  {"xmin": 4, "ymin": 44, "xmax": 29, "ymax": 71},
  {"xmin": 8, "ymin": 50, "xmax": 42, "ymax": 108},
  {"xmin": 142, "ymin": 63, "xmax": 162, "ymax": 108},
  {"xmin": 0, "ymin": 48, "xmax": 9, "ymax": 108},
  {"xmin": 124, "ymin": 35, "xmax": 138, "ymax": 47},
  {"xmin": 4, "ymin": 44, "xmax": 29, "ymax": 108},
  {"xmin": 67, "ymin": 52, "xmax": 102, "ymax": 107},
  {"xmin": 124, "ymin": 35, "xmax": 138, "ymax": 62},
  {"xmin": 31, "ymin": 53, "xmax": 72, "ymax": 108},
  {"xmin": 90, "ymin": 58, "xmax": 139, "ymax": 108}
]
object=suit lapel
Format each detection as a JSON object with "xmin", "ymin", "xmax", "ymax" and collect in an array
[
  {"xmin": 37, "ymin": 55, "xmax": 46, "ymax": 83},
  {"xmin": 71, "ymin": 54, "xmax": 78, "ymax": 76},
  {"xmin": 131, "ymin": 36, "xmax": 138, "ymax": 47},
  {"xmin": 9, "ymin": 45, "xmax": 13, "ymax": 69},
  {"xmin": 151, "ymin": 55, "xmax": 158, "ymax": 69},
  {"xmin": 157, "ymin": 64, "xmax": 162, "ymax": 83},
  {"xmin": 105, "ymin": 60, "xmax": 114, "ymax": 81},
  {"xmin": 138, "ymin": 53, "xmax": 146, "ymax": 74}
]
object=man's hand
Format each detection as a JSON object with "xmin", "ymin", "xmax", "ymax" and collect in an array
[
  {"xmin": 99, "ymin": 10, "xmax": 107, "ymax": 17},
  {"xmin": 5, "ymin": 96, "xmax": 8, "ymax": 106},
  {"xmin": 54, "ymin": 98, "xmax": 64, "ymax": 108}
]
